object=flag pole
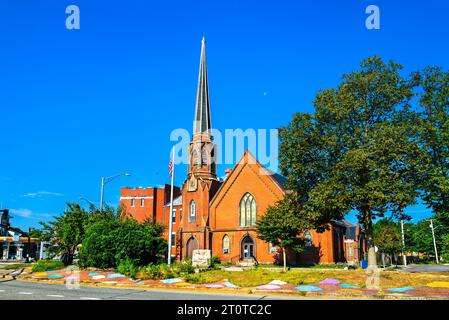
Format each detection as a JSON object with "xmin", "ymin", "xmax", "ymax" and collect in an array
[{"xmin": 168, "ymin": 146, "xmax": 175, "ymax": 265}]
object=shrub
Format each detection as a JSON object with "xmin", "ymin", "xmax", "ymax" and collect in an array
[
  {"xmin": 142, "ymin": 263, "xmax": 163, "ymax": 280},
  {"xmin": 32, "ymin": 260, "xmax": 65, "ymax": 272},
  {"xmin": 184, "ymin": 273, "xmax": 204, "ymax": 284},
  {"xmin": 210, "ymin": 256, "xmax": 221, "ymax": 268},
  {"xmin": 117, "ymin": 258, "xmax": 138, "ymax": 279},
  {"xmin": 171, "ymin": 259, "xmax": 195, "ymax": 275},
  {"xmin": 79, "ymin": 219, "xmax": 167, "ymax": 269}
]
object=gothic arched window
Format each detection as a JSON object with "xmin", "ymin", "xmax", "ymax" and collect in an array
[
  {"xmin": 222, "ymin": 235, "xmax": 230, "ymax": 254},
  {"xmin": 189, "ymin": 200, "xmax": 196, "ymax": 222},
  {"xmin": 239, "ymin": 193, "xmax": 256, "ymax": 227}
]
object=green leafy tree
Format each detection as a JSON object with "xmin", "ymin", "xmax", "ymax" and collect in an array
[
  {"xmin": 52, "ymin": 203, "xmax": 89, "ymax": 265},
  {"xmin": 79, "ymin": 218, "xmax": 167, "ymax": 269},
  {"xmin": 279, "ymin": 57, "xmax": 421, "ymax": 267},
  {"xmin": 257, "ymin": 196, "xmax": 309, "ymax": 271},
  {"xmin": 417, "ymin": 67, "xmax": 449, "ymax": 224},
  {"xmin": 373, "ymin": 218, "xmax": 402, "ymax": 266}
]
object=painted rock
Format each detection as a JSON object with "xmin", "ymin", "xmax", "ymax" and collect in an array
[
  {"xmin": 320, "ymin": 278, "xmax": 341, "ymax": 285},
  {"xmin": 387, "ymin": 286, "xmax": 414, "ymax": 293},
  {"xmin": 295, "ymin": 285, "xmax": 323, "ymax": 292},
  {"xmin": 256, "ymin": 284, "xmax": 281, "ymax": 290},
  {"xmin": 269, "ymin": 280, "xmax": 287, "ymax": 286},
  {"xmin": 340, "ymin": 283, "xmax": 361, "ymax": 289},
  {"xmin": 161, "ymin": 278, "xmax": 183, "ymax": 284},
  {"xmin": 427, "ymin": 282, "xmax": 449, "ymax": 288},
  {"xmin": 223, "ymin": 281, "xmax": 239, "ymax": 288},
  {"xmin": 107, "ymin": 273, "xmax": 125, "ymax": 279},
  {"xmin": 205, "ymin": 284, "xmax": 225, "ymax": 288}
]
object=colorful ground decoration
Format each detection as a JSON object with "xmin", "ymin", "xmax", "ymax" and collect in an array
[
  {"xmin": 107, "ymin": 273, "xmax": 125, "ymax": 279},
  {"xmin": 319, "ymin": 278, "xmax": 340, "ymax": 285},
  {"xmin": 387, "ymin": 286, "xmax": 415, "ymax": 293},
  {"xmin": 47, "ymin": 274, "xmax": 62, "ymax": 279},
  {"xmin": 161, "ymin": 278, "xmax": 183, "ymax": 284},
  {"xmin": 88, "ymin": 272, "xmax": 98, "ymax": 277},
  {"xmin": 103, "ymin": 281, "xmax": 118, "ymax": 284},
  {"xmin": 295, "ymin": 285, "xmax": 323, "ymax": 292},
  {"xmin": 256, "ymin": 284, "xmax": 281, "ymax": 290},
  {"xmin": 339, "ymin": 288, "xmax": 362, "ymax": 295},
  {"xmin": 64, "ymin": 275, "xmax": 78, "ymax": 281},
  {"xmin": 269, "ymin": 280, "xmax": 287, "ymax": 286},
  {"xmin": 173, "ymin": 282, "xmax": 191, "ymax": 287},
  {"xmin": 426, "ymin": 282, "xmax": 449, "ymax": 288},
  {"xmin": 340, "ymin": 283, "xmax": 361, "ymax": 289},
  {"xmin": 205, "ymin": 283, "xmax": 225, "ymax": 288},
  {"xmin": 136, "ymin": 282, "xmax": 144, "ymax": 285},
  {"xmin": 92, "ymin": 275, "xmax": 106, "ymax": 280},
  {"xmin": 222, "ymin": 281, "xmax": 239, "ymax": 288},
  {"xmin": 33, "ymin": 272, "xmax": 48, "ymax": 278}
]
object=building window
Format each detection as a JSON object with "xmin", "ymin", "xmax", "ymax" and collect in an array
[
  {"xmin": 304, "ymin": 231, "xmax": 313, "ymax": 252},
  {"xmin": 239, "ymin": 193, "xmax": 256, "ymax": 227},
  {"xmin": 189, "ymin": 200, "xmax": 196, "ymax": 222},
  {"xmin": 222, "ymin": 235, "xmax": 230, "ymax": 254},
  {"xmin": 131, "ymin": 198, "xmax": 135, "ymax": 207},
  {"xmin": 141, "ymin": 198, "xmax": 145, "ymax": 207},
  {"xmin": 171, "ymin": 233, "xmax": 176, "ymax": 247},
  {"xmin": 172, "ymin": 209, "xmax": 176, "ymax": 223}
]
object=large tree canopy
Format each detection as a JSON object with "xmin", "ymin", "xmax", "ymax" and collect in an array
[{"xmin": 279, "ymin": 57, "xmax": 421, "ymax": 266}]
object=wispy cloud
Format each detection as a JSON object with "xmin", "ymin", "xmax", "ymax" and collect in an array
[
  {"xmin": 21, "ymin": 191, "xmax": 64, "ymax": 198},
  {"xmin": 10, "ymin": 208, "xmax": 53, "ymax": 220},
  {"xmin": 10, "ymin": 208, "xmax": 33, "ymax": 218}
]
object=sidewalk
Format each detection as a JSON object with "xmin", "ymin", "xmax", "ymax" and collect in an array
[{"xmin": 15, "ymin": 267, "xmax": 449, "ymax": 300}]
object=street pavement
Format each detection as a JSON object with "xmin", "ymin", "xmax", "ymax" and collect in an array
[
  {"xmin": 402, "ymin": 264, "xmax": 449, "ymax": 273},
  {"xmin": 0, "ymin": 279, "xmax": 304, "ymax": 300}
]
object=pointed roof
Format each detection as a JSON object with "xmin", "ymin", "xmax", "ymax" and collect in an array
[{"xmin": 193, "ymin": 37, "xmax": 212, "ymax": 135}]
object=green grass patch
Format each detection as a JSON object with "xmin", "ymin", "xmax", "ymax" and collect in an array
[
  {"xmin": 0, "ymin": 263, "xmax": 31, "ymax": 270},
  {"xmin": 31, "ymin": 260, "xmax": 65, "ymax": 272},
  {"xmin": 181, "ymin": 268, "xmax": 449, "ymax": 288}
]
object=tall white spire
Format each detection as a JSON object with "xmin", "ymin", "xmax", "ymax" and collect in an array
[{"xmin": 193, "ymin": 37, "xmax": 211, "ymax": 135}]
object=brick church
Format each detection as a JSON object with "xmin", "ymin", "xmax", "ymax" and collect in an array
[{"xmin": 120, "ymin": 38, "xmax": 366, "ymax": 266}]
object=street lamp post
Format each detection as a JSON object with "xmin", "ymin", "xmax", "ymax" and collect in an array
[
  {"xmin": 430, "ymin": 219, "xmax": 439, "ymax": 264},
  {"xmin": 401, "ymin": 220, "xmax": 407, "ymax": 267},
  {"xmin": 100, "ymin": 172, "xmax": 131, "ymax": 211}
]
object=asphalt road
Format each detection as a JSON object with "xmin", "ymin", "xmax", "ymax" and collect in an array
[
  {"xmin": 402, "ymin": 264, "xmax": 449, "ymax": 273},
  {"xmin": 0, "ymin": 279, "xmax": 303, "ymax": 300}
]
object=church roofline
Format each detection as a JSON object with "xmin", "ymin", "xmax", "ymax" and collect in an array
[{"xmin": 208, "ymin": 150, "xmax": 286, "ymax": 207}]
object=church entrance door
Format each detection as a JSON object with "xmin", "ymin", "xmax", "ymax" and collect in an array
[
  {"xmin": 241, "ymin": 235, "xmax": 255, "ymax": 260},
  {"xmin": 186, "ymin": 237, "xmax": 198, "ymax": 259}
]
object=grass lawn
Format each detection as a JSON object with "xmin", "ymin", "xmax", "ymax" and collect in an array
[
  {"xmin": 186, "ymin": 268, "xmax": 449, "ymax": 289},
  {"xmin": 0, "ymin": 263, "xmax": 31, "ymax": 270}
]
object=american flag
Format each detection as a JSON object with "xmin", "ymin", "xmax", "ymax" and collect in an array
[{"xmin": 168, "ymin": 158, "xmax": 173, "ymax": 177}]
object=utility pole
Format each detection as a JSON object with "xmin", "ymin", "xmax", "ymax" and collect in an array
[
  {"xmin": 401, "ymin": 220, "xmax": 407, "ymax": 267},
  {"xmin": 430, "ymin": 219, "xmax": 439, "ymax": 264}
]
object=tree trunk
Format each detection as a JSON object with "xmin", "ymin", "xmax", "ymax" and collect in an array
[
  {"xmin": 382, "ymin": 252, "xmax": 386, "ymax": 268},
  {"xmin": 282, "ymin": 247, "xmax": 287, "ymax": 272},
  {"xmin": 364, "ymin": 208, "xmax": 378, "ymax": 267}
]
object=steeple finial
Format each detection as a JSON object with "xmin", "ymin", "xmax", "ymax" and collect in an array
[{"xmin": 193, "ymin": 37, "xmax": 211, "ymax": 136}]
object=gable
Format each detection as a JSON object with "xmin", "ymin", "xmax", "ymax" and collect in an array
[{"xmin": 209, "ymin": 151, "xmax": 285, "ymax": 230}]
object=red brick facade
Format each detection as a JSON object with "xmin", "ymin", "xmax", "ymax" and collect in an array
[{"xmin": 119, "ymin": 38, "xmax": 366, "ymax": 265}]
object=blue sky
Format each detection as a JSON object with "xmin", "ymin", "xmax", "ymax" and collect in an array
[{"xmin": 0, "ymin": 0, "xmax": 448, "ymax": 230}]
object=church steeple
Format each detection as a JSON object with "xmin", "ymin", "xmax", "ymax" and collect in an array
[
  {"xmin": 188, "ymin": 37, "xmax": 216, "ymax": 180},
  {"xmin": 193, "ymin": 37, "xmax": 212, "ymax": 136}
]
